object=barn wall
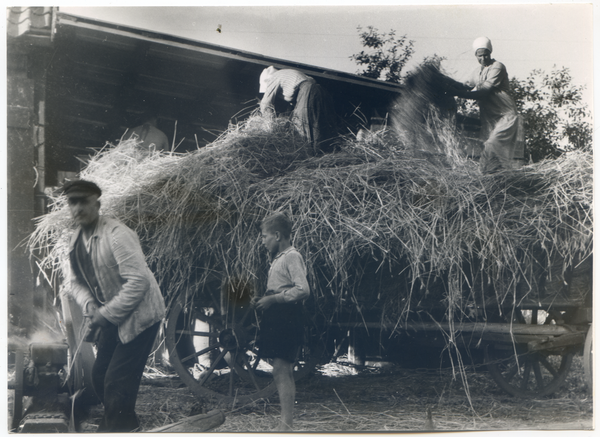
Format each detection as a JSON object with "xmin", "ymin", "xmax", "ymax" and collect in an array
[{"xmin": 41, "ymin": 13, "xmax": 401, "ymax": 188}]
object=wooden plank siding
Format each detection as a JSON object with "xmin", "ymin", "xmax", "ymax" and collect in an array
[{"xmin": 43, "ymin": 13, "xmax": 402, "ymax": 186}]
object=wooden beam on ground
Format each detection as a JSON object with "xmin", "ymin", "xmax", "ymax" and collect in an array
[{"xmin": 148, "ymin": 409, "xmax": 225, "ymax": 433}]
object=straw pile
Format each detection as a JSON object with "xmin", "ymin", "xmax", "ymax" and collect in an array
[
  {"xmin": 389, "ymin": 63, "xmax": 468, "ymax": 157},
  {"xmin": 29, "ymin": 91, "xmax": 592, "ymax": 333}
]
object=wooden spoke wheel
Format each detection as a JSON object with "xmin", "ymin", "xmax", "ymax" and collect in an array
[
  {"xmin": 166, "ymin": 294, "xmax": 318, "ymax": 405},
  {"xmin": 485, "ymin": 309, "xmax": 574, "ymax": 397}
]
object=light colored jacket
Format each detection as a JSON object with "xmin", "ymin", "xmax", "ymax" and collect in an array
[{"xmin": 68, "ymin": 216, "xmax": 165, "ymax": 344}]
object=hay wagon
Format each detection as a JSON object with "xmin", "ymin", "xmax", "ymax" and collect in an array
[
  {"xmin": 164, "ymin": 251, "xmax": 592, "ymax": 404},
  {"xmin": 28, "ymin": 112, "xmax": 592, "ymax": 411},
  {"xmin": 151, "ymin": 117, "xmax": 593, "ymax": 406},
  {"xmin": 149, "ymin": 72, "xmax": 591, "ymax": 406}
]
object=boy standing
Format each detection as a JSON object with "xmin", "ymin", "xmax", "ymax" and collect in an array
[{"xmin": 255, "ymin": 213, "xmax": 310, "ymax": 431}]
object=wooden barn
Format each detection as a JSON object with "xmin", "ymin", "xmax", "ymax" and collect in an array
[{"xmin": 6, "ymin": 7, "xmax": 402, "ymax": 333}]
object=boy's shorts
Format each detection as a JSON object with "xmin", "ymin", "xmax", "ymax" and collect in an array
[{"xmin": 257, "ymin": 301, "xmax": 305, "ymax": 363}]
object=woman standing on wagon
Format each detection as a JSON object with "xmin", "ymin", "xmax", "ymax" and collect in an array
[{"xmin": 451, "ymin": 37, "xmax": 525, "ymax": 173}]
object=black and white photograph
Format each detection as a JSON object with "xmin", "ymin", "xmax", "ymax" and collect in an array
[{"xmin": 5, "ymin": 1, "xmax": 595, "ymax": 433}]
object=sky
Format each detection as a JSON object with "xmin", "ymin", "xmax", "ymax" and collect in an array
[{"xmin": 57, "ymin": 1, "xmax": 595, "ymax": 107}]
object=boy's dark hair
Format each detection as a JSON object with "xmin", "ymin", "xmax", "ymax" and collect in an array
[{"xmin": 261, "ymin": 212, "xmax": 293, "ymax": 239}]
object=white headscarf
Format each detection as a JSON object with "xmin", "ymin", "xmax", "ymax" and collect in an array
[
  {"xmin": 259, "ymin": 66, "xmax": 278, "ymax": 93},
  {"xmin": 472, "ymin": 36, "xmax": 493, "ymax": 54}
]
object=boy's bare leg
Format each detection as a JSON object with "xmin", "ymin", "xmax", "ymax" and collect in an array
[{"xmin": 272, "ymin": 358, "xmax": 295, "ymax": 431}]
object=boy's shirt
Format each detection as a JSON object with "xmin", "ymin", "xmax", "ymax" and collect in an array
[{"xmin": 266, "ymin": 246, "xmax": 310, "ymax": 304}]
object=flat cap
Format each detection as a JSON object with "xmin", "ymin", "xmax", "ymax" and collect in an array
[{"xmin": 62, "ymin": 180, "xmax": 102, "ymax": 198}]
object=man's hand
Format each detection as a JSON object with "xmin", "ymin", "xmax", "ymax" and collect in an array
[
  {"xmin": 88, "ymin": 305, "xmax": 111, "ymax": 328},
  {"xmin": 85, "ymin": 301, "xmax": 98, "ymax": 316},
  {"xmin": 255, "ymin": 295, "xmax": 278, "ymax": 312}
]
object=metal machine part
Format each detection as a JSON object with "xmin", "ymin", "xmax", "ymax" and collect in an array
[{"xmin": 9, "ymin": 341, "xmax": 72, "ymax": 432}]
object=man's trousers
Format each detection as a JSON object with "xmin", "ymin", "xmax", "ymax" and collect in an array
[{"xmin": 92, "ymin": 321, "xmax": 160, "ymax": 432}]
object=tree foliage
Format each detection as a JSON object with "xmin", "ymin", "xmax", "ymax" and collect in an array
[
  {"xmin": 509, "ymin": 67, "xmax": 592, "ymax": 162},
  {"xmin": 350, "ymin": 26, "xmax": 414, "ymax": 83},
  {"xmin": 351, "ymin": 24, "xmax": 591, "ymax": 161},
  {"xmin": 457, "ymin": 67, "xmax": 591, "ymax": 162}
]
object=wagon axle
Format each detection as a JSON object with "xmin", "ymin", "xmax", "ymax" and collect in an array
[{"xmin": 218, "ymin": 327, "xmax": 251, "ymax": 351}]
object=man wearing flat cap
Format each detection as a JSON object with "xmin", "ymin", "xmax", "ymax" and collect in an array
[{"xmin": 63, "ymin": 179, "xmax": 165, "ymax": 432}]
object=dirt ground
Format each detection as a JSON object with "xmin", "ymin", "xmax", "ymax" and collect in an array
[{"xmin": 70, "ymin": 353, "xmax": 593, "ymax": 433}]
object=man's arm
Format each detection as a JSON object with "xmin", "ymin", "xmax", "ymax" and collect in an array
[
  {"xmin": 97, "ymin": 225, "xmax": 152, "ymax": 325},
  {"xmin": 260, "ymin": 80, "xmax": 280, "ymax": 116}
]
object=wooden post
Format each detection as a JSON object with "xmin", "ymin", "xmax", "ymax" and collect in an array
[
  {"xmin": 7, "ymin": 40, "xmax": 36, "ymax": 332},
  {"xmin": 7, "ymin": 10, "xmax": 54, "ymax": 335}
]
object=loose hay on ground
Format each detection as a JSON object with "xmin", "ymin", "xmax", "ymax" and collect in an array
[{"xmin": 205, "ymin": 355, "xmax": 591, "ymax": 432}]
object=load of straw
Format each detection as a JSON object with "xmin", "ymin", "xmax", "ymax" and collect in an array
[
  {"xmin": 29, "ymin": 69, "xmax": 592, "ymax": 338},
  {"xmin": 389, "ymin": 62, "xmax": 470, "ymax": 156}
]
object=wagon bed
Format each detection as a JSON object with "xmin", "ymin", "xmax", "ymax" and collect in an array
[{"xmin": 165, "ymin": 253, "xmax": 592, "ymax": 403}]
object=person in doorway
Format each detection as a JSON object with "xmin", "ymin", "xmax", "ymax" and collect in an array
[
  {"xmin": 449, "ymin": 37, "xmax": 525, "ymax": 173},
  {"xmin": 63, "ymin": 179, "xmax": 165, "ymax": 432},
  {"xmin": 254, "ymin": 212, "xmax": 310, "ymax": 431},
  {"xmin": 123, "ymin": 113, "xmax": 170, "ymax": 152},
  {"xmin": 259, "ymin": 66, "xmax": 338, "ymax": 153}
]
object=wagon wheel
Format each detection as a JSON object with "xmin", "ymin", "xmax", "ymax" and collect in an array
[
  {"xmin": 485, "ymin": 309, "xmax": 574, "ymax": 397},
  {"xmin": 583, "ymin": 323, "xmax": 593, "ymax": 393},
  {"xmin": 166, "ymin": 294, "xmax": 318, "ymax": 405}
]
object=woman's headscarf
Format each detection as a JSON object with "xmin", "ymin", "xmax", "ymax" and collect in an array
[
  {"xmin": 259, "ymin": 66, "xmax": 278, "ymax": 93},
  {"xmin": 472, "ymin": 37, "xmax": 493, "ymax": 54}
]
